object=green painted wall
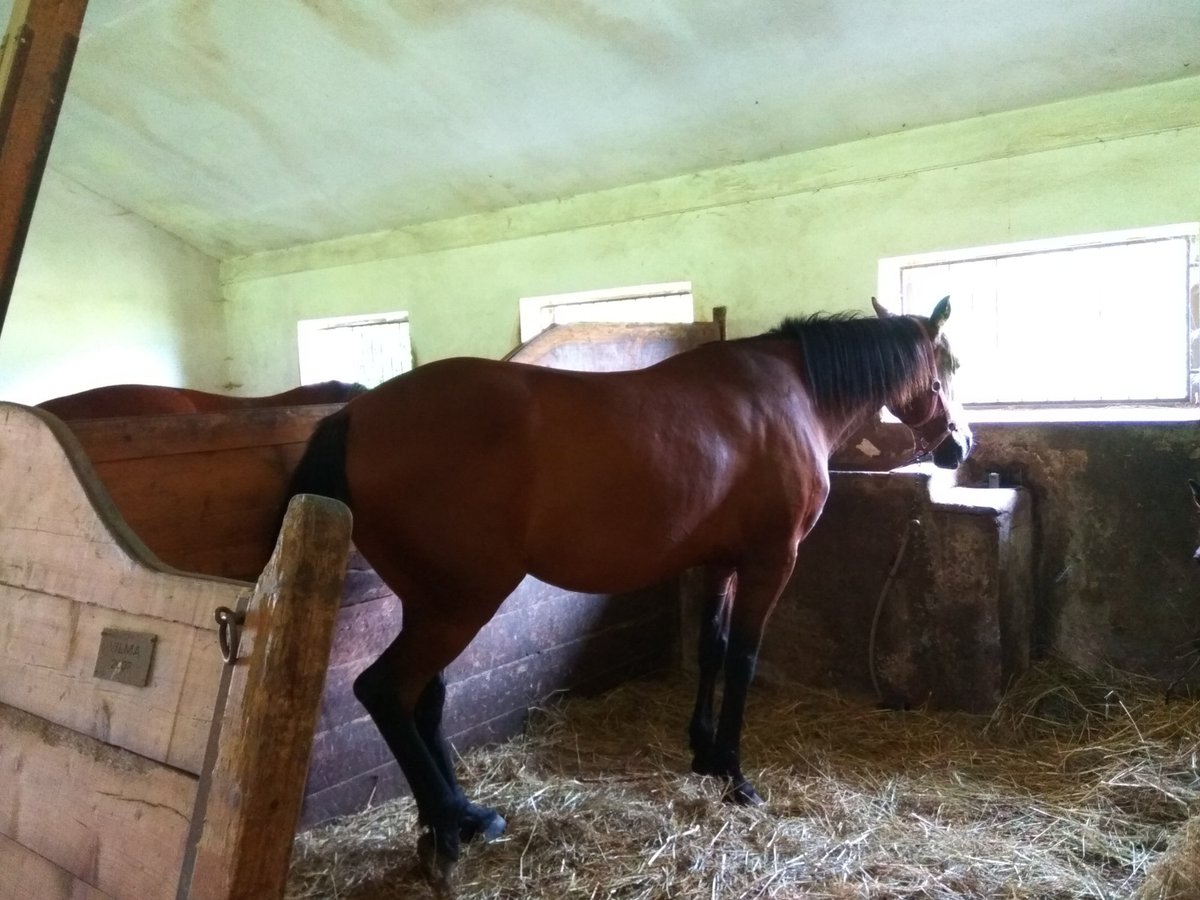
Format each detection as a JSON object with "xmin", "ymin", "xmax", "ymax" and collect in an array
[
  {"xmin": 0, "ymin": 169, "xmax": 225, "ymax": 405},
  {"xmin": 221, "ymin": 76, "xmax": 1200, "ymax": 394}
]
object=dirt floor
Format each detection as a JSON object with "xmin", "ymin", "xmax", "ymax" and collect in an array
[{"xmin": 287, "ymin": 663, "xmax": 1199, "ymax": 900}]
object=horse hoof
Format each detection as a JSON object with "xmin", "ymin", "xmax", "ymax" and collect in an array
[
  {"xmin": 690, "ymin": 754, "xmax": 719, "ymax": 778},
  {"xmin": 416, "ymin": 830, "xmax": 459, "ymax": 887},
  {"xmin": 461, "ymin": 806, "xmax": 507, "ymax": 843},
  {"xmin": 724, "ymin": 780, "xmax": 764, "ymax": 806}
]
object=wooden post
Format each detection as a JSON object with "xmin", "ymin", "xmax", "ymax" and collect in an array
[
  {"xmin": 184, "ymin": 493, "xmax": 353, "ymax": 900},
  {"xmin": 0, "ymin": 0, "xmax": 88, "ymax": 339}
]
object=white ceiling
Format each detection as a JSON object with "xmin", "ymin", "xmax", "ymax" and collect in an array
[{"xmin": 12, "ymin": 0, "xmax": 1200, "ymax": 259}]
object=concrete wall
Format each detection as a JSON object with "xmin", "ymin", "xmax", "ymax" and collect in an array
[
  {"xmin": 0, "ymin": 169, "xmax": 225, "ymax": 405},
  {"xmin": 965, "ymin": 422, "xmax": 1200, "ymax": 680},
  {"xmin": 219, "ymin": 76, "xmax": 1200, "ymax": 394}
]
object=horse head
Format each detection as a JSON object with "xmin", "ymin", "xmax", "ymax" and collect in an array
[{"xmin": 872, "ymin": 295, "xmax": 973, "ymax": 469}]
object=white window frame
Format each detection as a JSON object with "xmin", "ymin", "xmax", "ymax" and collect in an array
[
  {"xmin": 878, "ymin": 224, "xmax": 1199, "ymax": 415},
  {"xmin": 296, "ymin": 311, "xmax": 412, "ymax": 388},
  {"xmin": 518, "ymin": 281, "xmax": 694, "ymax": 343}
]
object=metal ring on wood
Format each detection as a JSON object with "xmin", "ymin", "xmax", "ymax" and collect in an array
[{"xmin": 215, "ymin": 606, "xmax": 246, "ymax": 664}]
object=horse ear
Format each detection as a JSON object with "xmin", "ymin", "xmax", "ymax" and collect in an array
[
  {"xmin": 928, "ymin": 296, "xmax": 951, "ymax": 334},
  {"xmin": 871, "ymin": 296, "xmax": 892, "ymax": 319},
  {"xmin": 1190, "ymin": 478, "xmax": 1200, "ymax": 508}
]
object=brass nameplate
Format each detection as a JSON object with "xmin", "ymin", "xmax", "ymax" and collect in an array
[{"xmin": 94, "ymin": 629, "xmax": 157, "ymax": 687}]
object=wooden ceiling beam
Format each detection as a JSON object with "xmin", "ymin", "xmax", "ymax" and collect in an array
[{"xmin": 0, "ymin": 0, "xmax": 89, "ymax": 341}]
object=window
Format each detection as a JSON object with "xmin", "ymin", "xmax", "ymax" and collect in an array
[
  {"xmin": 297, "ymin": 312, "xmax": 412, "ymax": 387},
  {"xmin": 878, "ymin": 225, "xmax": 1198, "ymax": 407},
  {"xmin": 518, "ymin": 282, "xmax": 694, "ymax": 343}
]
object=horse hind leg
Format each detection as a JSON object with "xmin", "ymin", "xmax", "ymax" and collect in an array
[
  {"xmin": 352, "ymin": 580, "xmax": 516, "ymax": 882},
  {"xmin": 689, "ymin": 567, "xmax": 735, "ymax": 775},
  {"xmin": 412, "ymin": 672, "xmax": 506, "ymax": 843},
  {"xmin": 353, "ymin": 655, "xmax": 463, "ymax": 883}
]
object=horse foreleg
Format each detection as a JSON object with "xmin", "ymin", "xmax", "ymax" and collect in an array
[
  {"xmin": 689, "ymin": 568, "xmax": 735, "ymax": 775},
  {"xmin": 706, "ymin": 557, "xmax": 794, "ymax": 806}
]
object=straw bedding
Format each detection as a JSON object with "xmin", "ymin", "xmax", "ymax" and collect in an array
[{"xmin": 287, "ymin": 662, "xmax": 1199, "ymax": 899}]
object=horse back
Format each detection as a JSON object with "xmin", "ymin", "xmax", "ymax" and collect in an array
[{"xmin": 341, "ymin": 348, "xmax": 831, "ymax": 592}]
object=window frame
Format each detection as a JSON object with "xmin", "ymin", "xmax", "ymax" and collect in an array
[
  {"xmin": 296, "ymin": 311, "xmax": 412, "ymax": 387},
  {"xmin": 877, "ymin": 224, "xmax": 1200, "ymax": 416},
  {"xmin": 518, "ymin": 281, "xmax": 694, "ymax": 343}
]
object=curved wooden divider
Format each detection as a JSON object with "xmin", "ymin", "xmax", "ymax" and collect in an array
[{"xmin": 0, "ymin": 402, "xmax": 351, "ymax": 900}]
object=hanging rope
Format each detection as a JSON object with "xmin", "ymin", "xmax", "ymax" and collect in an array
[{"xmin": 868, "ymin": 517, "xmax": 921, "ymax": 702}]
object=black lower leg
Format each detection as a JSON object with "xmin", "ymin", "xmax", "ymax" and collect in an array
[
  {"xmin": 413, "ymin": 674, "xmax": 506, "ymax": 843},
  {"xmin": 710, "ymin": 630, "xmax": 763, "ymax": 805},
  {"xmin": 354, "ymin": 666, "xmax": 463, "ymax": 868},
  {"xmin": 689, "ymin": 572, "xmax": 732, "ymax": 772}
]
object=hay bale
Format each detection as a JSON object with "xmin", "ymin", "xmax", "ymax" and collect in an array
[{"xmin": 288, "ymin": 661, "xmax": 1200, "ymax": 899}]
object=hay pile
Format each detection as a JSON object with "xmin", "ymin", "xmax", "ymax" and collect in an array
[{"xmin": 287, "ymin": 662, "xmax": 1199, "ymax": 899}]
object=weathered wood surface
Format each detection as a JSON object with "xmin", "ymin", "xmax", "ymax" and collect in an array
[
  {"xmin": 829, "ymin": 418, "xmax": 918, "ymax": 471},
  {"xmin": 0, "ymin": 0, "xmax": 88, "ymax": 335},
  {"xmin": 37, "ymin": 380, "xmax": 366, "ymax": 420},
  {"xmin": 0, "ymin": 705, "xmax": 195, "ymax": 899},
  {"xmin": 505, "ymin": 320, "xmax": 723, "ymax": 370},
  {"xmin": 0, "ymin": 404, "xmax": 244, "ymax": 773},
  {"xmin": 0, "ymin": 402, "xmax": 351, "ymax": 900},
  {"xmin": 0, "ymin": 834, "xmax": 114, "ymax": 900},
  {"xmin": 64, "ymin": 404, "xmax": 337, "ymax": 581},
  {"xmin": 185, "ymin": 494, "xmax": 351, "ymax": 900}
]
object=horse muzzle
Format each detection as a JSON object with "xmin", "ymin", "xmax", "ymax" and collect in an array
[{"xmin": 932, "ymin": 428, "xmax": 974, "ymax": 469}]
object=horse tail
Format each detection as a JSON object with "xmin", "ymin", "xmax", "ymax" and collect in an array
[{"xmin": 285, "ymin": 410, "xmax": 353, "ymax": 509}]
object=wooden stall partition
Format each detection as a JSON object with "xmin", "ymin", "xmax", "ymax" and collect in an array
[
  {"xmin": 503, "ymin": 319, "xmax": 723, "ymax": 369},
  {"xmin": 0, "ymin": 403, "xmax": 350, "ymax": 900},
  {"xmin": 0, "ymin": 0, "xmax": 89, "ymax": 335},
  {"xmin": 64, "ymin": 403, "xmax": 338, "ymax": 581},
  {"xmin": 185, "ymin": 492, "xmax": 352, "ymax": 900}
]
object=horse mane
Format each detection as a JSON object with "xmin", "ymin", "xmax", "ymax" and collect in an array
[{"xmin": 753, "ymin": 313, "xmax": 935, "ymax": 413}]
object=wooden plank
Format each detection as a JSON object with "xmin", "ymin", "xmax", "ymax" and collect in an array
[
  {"xmin": 63, "ymin": 405, "xmax": 336, "ymax": 463},
  {"xmin": 325, "ymin": 590, "xmax": 401, "ymax": 669},
  {"xmin": 298, "ymin": 759, "xmax": 413, "ymax": 829},
  {"xmin": 0, "ymin": 0, "xmax": 88, "ymax": 337},
  {"xmin": 445, "ymin": 584, "xmax": 670, "ymax": 682},
  {"xmin": 829, "ymin": 419, "xmax": 917, "ymax": 471},
  {"xmin": 443, "ymin": 612, "xmax": 673, "ymax": 733},
  {"xmin": 311, "ymin": 586, "xmax": 669, "ymax": 734},
  {"xmin": 504, "ymin": 321, "xmax": 723, "ymax": 370},
  {"xmin": 299, "ymin": 658, "xmax": 670, "ymax": 828},
  {"xmin": 0, "ymin": 834, "xmax": 114, "ymax": 900},
  {"xmin": 0, "ymin": 403, "xmax": 248, "ymax": 630},
  {"xmin": 311, "ymin": 586, "xmax": 672, "ymax": 738},
  {"xmin": 0, "ymin": 586, "xmax": 221, "ymax": 774},
  {"xmin": 0, "ymin": 704, "xmax": 194, "ymax": 900},
  {"xmin": 87, "ymin": 447, "xmax": 293, "ymax": 579},
  {"xmin": 340, "ymin": 550, "xmax": 396, "ymax": 609},
  {"xmin": 303, "ymin": 613, "xmax": 672, "ymax": 795},
  {"xmin": 185, "ymin": 494, "xmax": 351, "ymax": 900},
  {"xmin": 303, "ymin": 715, "xmax": 394, "ymax": 798},
  {"xmin": 55, "ymin": 405, "xmax": 337, "ymax": 580}
]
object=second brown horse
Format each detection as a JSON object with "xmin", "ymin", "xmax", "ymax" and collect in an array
[{"xmin": 288, "ymin": 297, "xmax": 973, "ymax": 880}]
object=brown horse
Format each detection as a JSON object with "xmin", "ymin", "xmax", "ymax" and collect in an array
[
  {"xmin": 36, "ymin": 380, "xmax": 367, "ymax": 420},
  {"xmin": 287, "ymin": 297, "xmax": 972, "ymax": 880}
]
